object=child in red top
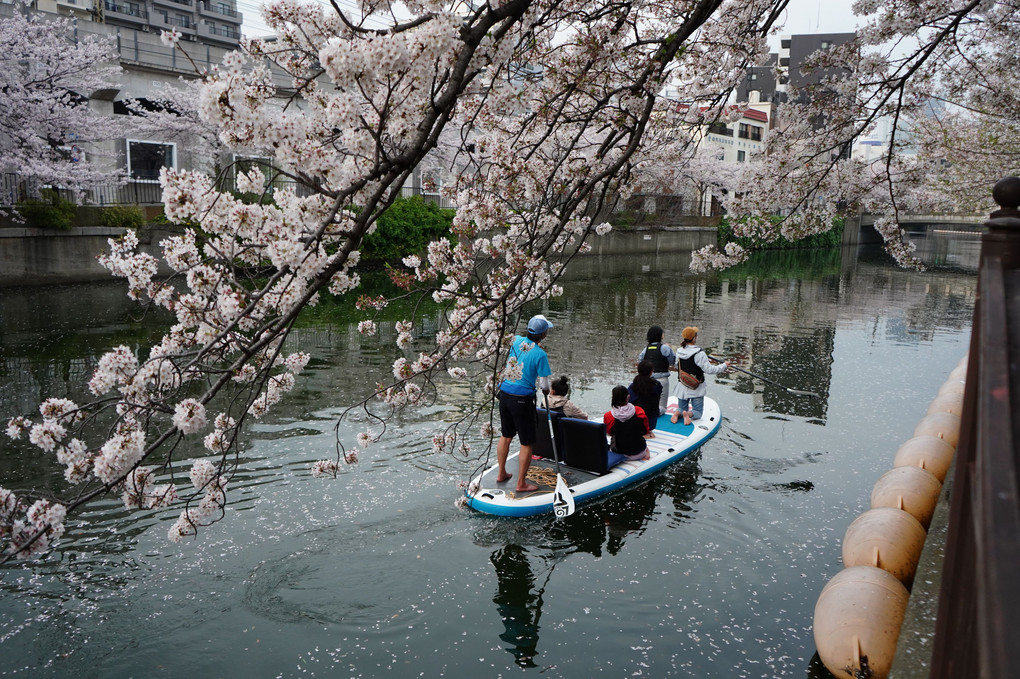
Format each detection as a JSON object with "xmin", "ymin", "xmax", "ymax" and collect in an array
[{"xmin": 604, "ymin": 385, "xmax": 652, "ymax": 461}]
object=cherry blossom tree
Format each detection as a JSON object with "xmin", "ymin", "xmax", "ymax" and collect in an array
[
  {"xmin": 3, "ymin": 0, "xmax": 1015, "ymax": 559},
  {"xmin": 124, "ymin": 78, "xmax": 231, "ymax": 179},
  {"xmin": 693, "ymin": 0, "xmax": 1020, "ymax": 269},
  {"xmin": 0, "ymin": 3, "xmax": 122, "ymax": 205}
]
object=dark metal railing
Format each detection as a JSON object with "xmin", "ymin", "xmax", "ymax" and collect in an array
[
  {"xmin": 930, "ymin": 177, "xmax": 1020, "ymax": 677},
  {"xmin": 1, "ymin": 173, "xmax": 460, "ymax": 210}
]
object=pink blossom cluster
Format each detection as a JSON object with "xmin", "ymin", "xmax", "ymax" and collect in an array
[
  {"xmin": 0, "ymin": 491, "xmax": 66, "ymax": 559},
  {"xmin": 167, "ymin": 459, "xmax": 229, "ymax": 543}
]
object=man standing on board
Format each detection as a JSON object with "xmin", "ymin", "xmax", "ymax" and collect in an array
[{"xmin": 496, "ymin": 315, "xmax": 554, "ymax": 493}]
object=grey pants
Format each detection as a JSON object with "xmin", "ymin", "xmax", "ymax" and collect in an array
[{"xmin": 654, "ymin": 375, "xmax": 670, "ymax": 416}]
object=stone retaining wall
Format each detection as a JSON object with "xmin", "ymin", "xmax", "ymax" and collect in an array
[
  {"xmin": 0, "ymin": 225, "xmax": 179, "ymax": 286},
  {"xmin": 0, "ymin": 224, "xmax": 720, "ymax": 286}
]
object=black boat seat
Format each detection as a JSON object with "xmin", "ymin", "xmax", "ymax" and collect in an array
[
  {"xmin": 559, "ymin": 417, "xmax": 627, "ymax": 475},
  {"xmin": 533, "ymin": 408, "xmax": 564, "ymax": 460}
]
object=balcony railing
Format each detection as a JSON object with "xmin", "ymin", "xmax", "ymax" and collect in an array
[
  {"xmin": 201, "ymin": 1, "xmax": 238, "ymax": 18},
  {"xmin": 1, "ymin": 173, "xmax": 459, "ymax": 210},
  {"xmin": 104, "ymin": 1, "xmax": 147, "ymax": 19},
  {"xmin": 206, "ymin": 24, "xmax": 240, "ymax": 39}
]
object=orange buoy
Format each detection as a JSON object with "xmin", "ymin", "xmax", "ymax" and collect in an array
[
  {"xmin": 912, "ymin": 411, "xmax": 961, "ymax": 449},
  {"xmin": 870, "ymin": 465, "xmax": 942, "ymax": 530},
  {"xmin": 937, "ymin": 381, "xmax": 966, "ymax": 401},
  {"xmin": 893, "ymin": 435, "xmax": 955, "ymax": 483},
  {"xmin": 842, "ymin": 507, "xmax": 927, "ymax": 586},
  {"xmin": 813, "ymin": 566, "xmax": 909, "ymax": 679},
  {"xmin": 926, "ymin": 394, "xmax": 964, "ymax": 417}
]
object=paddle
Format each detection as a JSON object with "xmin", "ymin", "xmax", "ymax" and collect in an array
[
  {"xmin": 544, "ymin": 392, "xmax": 575, "ymax": 518},
  {"xmin": 707, "ymin": 354, "xmax": 823, "ymax": 399}
]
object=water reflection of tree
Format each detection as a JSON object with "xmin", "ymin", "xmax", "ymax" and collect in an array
[{"xmin": 487, "ymin": 457, "xmax": 705, "ymax": 668}]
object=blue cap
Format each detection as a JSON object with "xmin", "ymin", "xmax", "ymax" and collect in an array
[{"xmin": 527, "ymin": 314, "xmax": 554, "ymax": 334}]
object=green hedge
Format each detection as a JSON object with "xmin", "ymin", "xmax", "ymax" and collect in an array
[
  {"xmin": 96, "ymin": 205, "xmax": 145, "ymax": 229},
  {"xmin": 17, "ymin": 190, "xmax": 76, "ymax": 230},
  {"xmin": 361, "ymin": 196, "xmax": 455, "ymax": 262},
  {"xmin": 14, "ymin": 194, "xmax": 147, "ymax": 231},
  {"xmin": 719, "ymin": 215, "xmax": 844, "ymax": 250}
]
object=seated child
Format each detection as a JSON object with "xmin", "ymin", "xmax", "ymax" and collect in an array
[
  {"xmin": 546, "ymin": 375, "xmax": 589, "ymax": 420},
  {"xmin": 604, "ymin": 385, "xmax": 652, "ymax": 461},
  {"xmin": 629, "ymin": 359, "xmax": 663, "ymax": 419}
]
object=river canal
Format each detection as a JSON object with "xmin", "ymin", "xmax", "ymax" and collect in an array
[{"xmin": 0, "ymin": 237, "xmax": 976, "ymax": 678}]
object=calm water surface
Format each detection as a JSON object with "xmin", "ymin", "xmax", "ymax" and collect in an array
[{"xmin": 0, "ymin": 241, "xmax": 976, "ymax": 678}]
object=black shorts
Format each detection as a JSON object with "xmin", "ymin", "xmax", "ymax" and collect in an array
[{"xmin": 498, "ymin": 391, "xmax": 537, "ymax": 445}]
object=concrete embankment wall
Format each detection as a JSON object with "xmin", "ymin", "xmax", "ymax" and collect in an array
[
  {"xmin": 0, "ymin": 224, "xmax": 720, "ymax": 287},
  {"xmin": 0, "ymin": 226, "xmax": 179, "ymax": 287}
]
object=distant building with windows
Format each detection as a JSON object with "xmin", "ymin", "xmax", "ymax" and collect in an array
[
  {"xmin": 37, "ymin": 0, "xmax": 243, "ymax": 48},
  {"xmin": 737, "ymin": 33, "xmax": 857, "ymax": 106},
  {"xmin": 703, "ymin": 104, "xmax": 771, "ymax": 164},
  {"xmin": 2, "ymin": 0, "xmax": 257, "ymax": 204}
]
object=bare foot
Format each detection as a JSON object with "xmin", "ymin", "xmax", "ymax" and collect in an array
[
  {"xmin": 670, "ymin": 412, "xmax": 679, "ymax": 424},
  {"xmin": 642, "ymin": 453, "xmax": 651, "ymax": 461},
  {"xmin": 496, "ymin": 472, "xmax": 512, "ymax": 483},
  {"xmin": 516, "ymin": 482, "xmax": 539, "ymax": 493},
  {"xmin": 683, "ymin": 414, "xmax": 692, "ymax": 426}
]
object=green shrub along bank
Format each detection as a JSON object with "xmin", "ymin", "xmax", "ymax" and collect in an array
[
  {"xmin": 95, "ymin": 205, "xmax": 145, "ymax": 230},
  {"xmin": 361, "ymin": 195, "xmax": 455, "ymax": 262},
  {"xmin": 11, "ymin": 192, "xmax": 146, "ymax": 231},
  {"xmin": 718, "ymin": 215, "xmax": 844, "ymax": 250},
  {"xmin": 16, "ymin": 190, "xmax": 77, "ymax": 230}
]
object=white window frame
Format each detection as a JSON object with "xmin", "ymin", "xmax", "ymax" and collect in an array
[
  {"xmin": 232, "ymin": 154, "xmax": 281, "ymax": 192},
  {"xmin": 126, "ymin": 139, "xmax": 176, "ymax": 183}
]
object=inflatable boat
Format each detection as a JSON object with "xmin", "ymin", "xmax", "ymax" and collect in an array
[{"xmin": 465, "ymin": 397, "xmax": 721, "ymax": 517}]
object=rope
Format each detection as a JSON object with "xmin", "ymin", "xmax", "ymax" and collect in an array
[
  {"xmin": 525, "ymin": 467, "xmax": 559, "ymax": 488},
  {"xmin": 505, "ymin": 467, "xmax": 559, "ymax": 499}
]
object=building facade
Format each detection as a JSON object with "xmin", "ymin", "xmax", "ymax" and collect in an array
[
  {"xmin": 736, "ymin": 32, "xmax": 857, "ymax": 106},
  {"xmin": 39, "ymin": 0, "xmax": 243, "ymax": 48}
]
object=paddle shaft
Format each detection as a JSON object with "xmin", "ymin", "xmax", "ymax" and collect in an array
[
  {"xmin": 543, "ymin": 392, "xmax": 563, "ymax": 474},
  {"xmin": 706, "ymin": 354, "xmax": 823, "ymax": 399},
  {"xmin": 543, "ymin": 393, "xmax": 576, "ymax": 518}
]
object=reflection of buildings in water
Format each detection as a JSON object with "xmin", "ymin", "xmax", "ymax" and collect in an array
[
  {"xmin": 551, "ymin": 245, "xmax": 975, "ymax": 420},
  {"xmin": 1, "ymin": 243, "xmax": 978, "ymax": 425}
]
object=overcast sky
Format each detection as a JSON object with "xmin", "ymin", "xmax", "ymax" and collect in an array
[
  {"xmin": 772, "ymin": 0, "xmax": 863, "ymax": 48},
  {"xmin": 240, "ymin": 0, "xmax": 867, "ymax": 51}
]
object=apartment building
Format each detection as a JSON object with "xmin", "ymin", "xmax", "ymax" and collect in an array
[{"xmin": 37, "ymin": 0, "xmax": 243, "ymax": 48}]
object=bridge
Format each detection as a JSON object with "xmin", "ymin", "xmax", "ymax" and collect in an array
[{"xmin": 845, "ymin": 213, "xmax": 985, "ymax": 247}]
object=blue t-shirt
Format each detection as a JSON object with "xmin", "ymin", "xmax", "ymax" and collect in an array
[{"xmin": 499, "ymin": 335, "xmax": 551, "ymax": 396}]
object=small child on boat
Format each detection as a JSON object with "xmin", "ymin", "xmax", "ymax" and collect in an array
[
  {"xmin": 545, "ymin": 375, "xmax": 589, "ymax": 420},
  {"xmin": 604, "ymin": 385, "xmax": 653, "ymax": 461}
]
